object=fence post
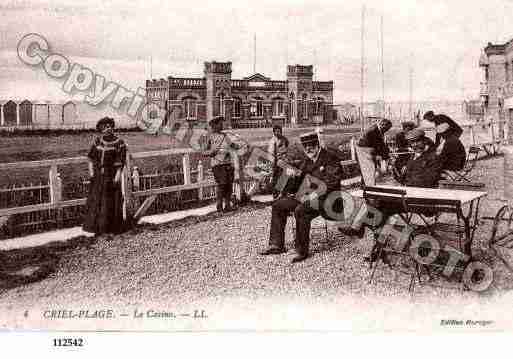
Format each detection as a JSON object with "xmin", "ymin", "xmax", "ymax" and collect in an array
[
  {"xmin": 197, "ymin": 160, "xmax": 204, "ymax": 201},
  {"xmin": 350, "ymin": 136, "xmax": 356, "ymax": 161},
  {"xmin": 182, "ymin": 153, "xmax": 191, "ymax": 186},
  {"xmin": 88, "ymin": 161, "xmax": 93, "ymax": 178},
  {"xmin": 132, "ymin": 166, "xmax": 140, "ymax": 191},
  {"xmin": 48, "ymin": 164, "xmax": 62, "ymax": 203},
  {"xmin": 505, "ymin": 120, "xmax": 510, "ymax": 144},
  {"xmin": 489, "ymin": 121, "xmax": 497, "ymax": 155}
]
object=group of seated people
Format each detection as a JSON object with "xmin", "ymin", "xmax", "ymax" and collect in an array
[{"xmin": 260, "ymin": 111, "xmax": 467, "ymax": 264}]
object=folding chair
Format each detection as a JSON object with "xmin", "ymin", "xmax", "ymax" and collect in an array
[
  {"xmin": 364, "ymin": 186, "xmax": 466, "ymax": 292},
  {"xmin": 443, "ymin": 145, "xmax": 481, "ymax": 182},
  {"xmin": 362, "ymin": 186, "xmax": 422, "ymax": 291}
]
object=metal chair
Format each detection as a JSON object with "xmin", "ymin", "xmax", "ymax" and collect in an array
[
  {"xmin": 362, "ymin": 186, "xmax": 422, "ymax": 291},
  {"xmin": 443, "ymin": 145, "xmax": 481, "ymax": 182},
  {"xmin": 487, "ymin": 204, "xmax": 513, "ymax": 274}
]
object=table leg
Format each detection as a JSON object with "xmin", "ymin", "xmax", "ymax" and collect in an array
[{"xmin": 461, "ymin": 198, "xmax": 482, "ymax": 259}]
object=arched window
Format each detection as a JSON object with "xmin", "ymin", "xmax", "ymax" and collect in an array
[
  {"xmin": 289, "ymin": 92, "xmax": 295, "ymax": 117},
  {"xmin": 182, "ymin": 96, "xmax": 197, "ymax": 120},
  {"xmin": 314, "ymin": 97, "xmax": 324, "ymax": 116},
  {"xmin": 232, "ymin": 97, "xmax": 242, "ymax": 118},
  {"xmin": 272, "ymin": 97, "xmax": 284, "ymax": 117},
  {"xmin": 302, "ymin": 94, "xmax": 308, "ymax": 119},
  {"xmin": 250, "ymin": 97, "xmax": 264, "ymax": 118}
]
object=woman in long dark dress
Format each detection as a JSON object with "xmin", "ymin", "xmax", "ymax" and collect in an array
[{"xmin": 83, "ymin": 117, "xmax": 128, "ymax": 236}]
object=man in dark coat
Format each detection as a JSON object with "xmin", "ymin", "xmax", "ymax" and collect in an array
[
  {"xmin": 423, "ymin": 111, "xmax": 463, "ymax": 146},
  {"xmin": 259, "ymin": 132, "xmax": 345, "ymax": 263}
]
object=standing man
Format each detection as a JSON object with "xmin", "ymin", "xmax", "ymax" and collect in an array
[
  {"xmin": 201, "ymin": 115, "xmax": 248, "ymax": 212},
  {"xmin": 355, "ymin": 118, "xmax": 393, "ymax": 186},
  {"xmin": 268, "ymin": 125, "xmax": 289, "ymax": 199},
  {"xmin": 423, "ymin": 111, "xmax": 463, "ymax": 146},
  {"xmin": 259, "ymin": 132, "xmax": 345, "ymax": 263}
]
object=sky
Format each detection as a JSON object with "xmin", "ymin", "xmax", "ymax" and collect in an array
[{"xmin": 1, "ymin": 0, "xmax": 513, "ymax": 103}]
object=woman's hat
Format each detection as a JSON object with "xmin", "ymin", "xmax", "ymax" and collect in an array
[
  {"xmin": 401, "ymin": 121, "xmax": 417, "ymax": 131},
  {"xmin": 96, "ymin": 117, "xmax": 115, "ymax": 131}
]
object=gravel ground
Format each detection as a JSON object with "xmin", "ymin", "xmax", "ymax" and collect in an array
[{"xmin": 0, "ymin": 155, "xmax": 512, "ymax": 330}]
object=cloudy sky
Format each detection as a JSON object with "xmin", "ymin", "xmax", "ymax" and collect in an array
[{"xmin": 0, "ymin": 0, "xmax": 512, "ymax": 103}]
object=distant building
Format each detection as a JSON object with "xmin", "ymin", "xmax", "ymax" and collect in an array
[
  {"xmin": 0, "ymin": 100, "xmax": 134, "ymax": 130},
  {"xmin": 145, "ymin": 61, "xmax": 334, "ymax": 127},
  {"xmin": 479, "ymin": 40, "xmax": 513, "ymax": 123}
]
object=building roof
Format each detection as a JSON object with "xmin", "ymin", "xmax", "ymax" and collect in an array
[{"xmin": 243, "ymin": 73, "xmax": 271, "ymax": 81}]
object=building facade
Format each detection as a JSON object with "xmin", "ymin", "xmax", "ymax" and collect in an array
[
  {"xmin": 479, "ymin": 40, "xmax": 513, "ymax": 125},
  {"xmin": 145, "ymin": 61, "xmax": 334, "ymax": 127}
]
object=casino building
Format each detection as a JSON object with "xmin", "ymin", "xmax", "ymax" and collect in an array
[{"xmin": 145, "ymin": 61, "xmax": 334, "ymax": 127}]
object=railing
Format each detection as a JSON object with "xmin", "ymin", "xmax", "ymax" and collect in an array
[
  {"xmin": 230, "ymin": 80, "xmax": 287, "ymax": 90},
  {"xmin": 169, "ymin": 78, "xmax": 206, "ymax": 88},
  {"xmin": 313, "ymin": 81, "xmax": 334, "ymax": 91}
]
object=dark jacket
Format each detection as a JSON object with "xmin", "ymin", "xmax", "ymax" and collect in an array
[
  {"xmin": 284, "ymin": 148, "xmax": 344, "ymax": 195},
  {"xmin": 438, "ymin": 135, "xmax": 466, "ymax": 171},
  {"xmin": 401, "ymin": 148, "xmax": 443, "ymax": 188},
  {"xmin": 433, "ymin": 114, "xmax": 463, "ymax": 146},
  {"xmin": 358, "ymin": 124, "xmax": 389, "ymax": 160}
]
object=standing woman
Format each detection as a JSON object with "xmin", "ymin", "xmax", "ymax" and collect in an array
[{"xmin": 83, "ymin": 117, "xmax": 129, "ymax": 236}]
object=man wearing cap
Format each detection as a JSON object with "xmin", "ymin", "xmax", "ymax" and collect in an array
[
  {"xmin": 423, "ymin": 111, "xmax": 463, "ymax": 147},
  {"xmin": 435, "ymin": 122, "xmax": 466, "ymax": 175},
  {"xmin": 201, "ymin": 115, "xmax": 248, "ymax": 212},
  {"xmin": 259, "ymin": 132, "xmax": 345, "ymax": 263},
  {"xmin": 339, "ymin": 128, "xmax": 443, "ymax": 239},
  {"xmin": 355, "ymin": 118, "xmax": 393, "ymax": 186},
  {"xmin": 268, "ymin": 125, "xmax": 290, "ymax": 199}
]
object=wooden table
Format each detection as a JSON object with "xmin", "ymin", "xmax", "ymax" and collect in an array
[{"xmin": 350, "ymin": 185, "xmax": 488, "ymax": 257}]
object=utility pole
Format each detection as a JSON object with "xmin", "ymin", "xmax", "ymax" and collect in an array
[
  {"xmin": 409, "ymin": 54, "xmax": 413, "ymax": 121},
  {"xmin": 380, "ymin": 15, "xmax": 385, "ymax": 112},
  {"xmin": 360, "ymin": 5, "xmax": 366, "ymax": 132},
  {"xmin": 253, "ymin": 33, "xmax": 256, "ymax": 74}
]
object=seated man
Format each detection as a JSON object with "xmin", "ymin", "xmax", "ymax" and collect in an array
[
  {"xmin": 435, "ymin": 122, "xmax": 466, "ymax": 177},
  {"xmin": 391, "ymin": 121, "xmax": 417, "ymax": 182},
  {"xmin": 339, "ymin": 128, "xmax": 443, "ymax": 239},
  {"xmin": 259, "ymin": 132, "xmax": 345, "ymax": 263}
]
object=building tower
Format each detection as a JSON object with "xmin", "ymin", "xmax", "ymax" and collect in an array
[
  {"xmin": 204, "ymin": 61, "xmax": 233, "ymax": 124},
  {"xmin": 287, "ymin": 64, "xmax": 313, "ymax": 125}
]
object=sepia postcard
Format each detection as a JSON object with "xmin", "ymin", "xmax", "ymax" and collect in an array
[{"xmin": 1, "ymin": 0, "xmax": 513, "ymax": 343}]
